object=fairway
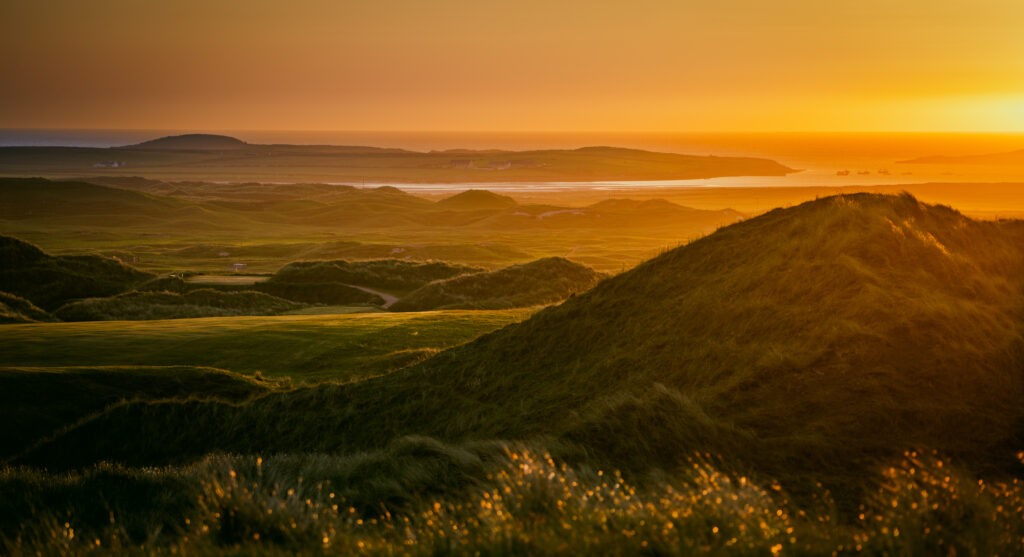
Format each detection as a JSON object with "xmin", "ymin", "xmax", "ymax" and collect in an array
[{"xmin": 0, "ymin": 309, "xmax": 532, "ymax": 382}]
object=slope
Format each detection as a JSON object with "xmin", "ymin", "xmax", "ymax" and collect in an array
[
  {"xmin": 18, "ymin": 194, "xmax": 1024, "ymax": 487},
  {"xmin": 0, "ymin": 235, "xmax": 153, "ymax": 311},
  {"xmin": 391, "ymin": 257, "xmax": 604, "ymax": 311}
]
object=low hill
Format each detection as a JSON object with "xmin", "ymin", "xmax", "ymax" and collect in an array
[
  {"xmin": 0, "ymin": 177, "xmax": 189, "ymax": 221},
  {"xmin": 270, "ymin": 259, "xmax": 481, "ymax": 293},
  {"xmin": 435, "ymin": 189, "xmax": 518, "ymax": 211},
  {"xmin": 472, "ymin": 198, "xmax": 745, "ymax": 230},
  {"xmin": 0, "ymin": 365, "xmax": 274, "ymax": 460},
  {"xmin": 125, "ymin": 134, "xmax": 249, "ymax": 151},
  {"xmin": 0, "ymin": 291, "xmax": 55, "ymax": 324},
  {"xmin": 18, "ymin": 194, "xmax": 1024, "ymax": 495},
  {"xmin": 54, "ymin": 289, "xmax": 305, "ymax": 321},
  {"xmin": 0, "ymin": 236, "xmax": 153, "ymax": 310},
  {"xmin": 391, "ymin": 257, "xmax": 604, "ymax": 311}
]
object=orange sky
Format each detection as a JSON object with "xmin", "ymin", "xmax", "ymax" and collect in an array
[{"xmin": 2, "ymin": 0, "xmax": 1023, "ymax": 132}]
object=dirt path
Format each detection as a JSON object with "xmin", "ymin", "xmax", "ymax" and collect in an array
[{"xmin": 345, "ymin": 284, "xmax": 400, "ymax": 308}]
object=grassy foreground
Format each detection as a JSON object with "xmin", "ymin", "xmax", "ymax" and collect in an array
[
  {"xmin": 3, "ymin": 443, "xmax": 1023, "ymax": 555},
  {"xmin": 0, "ymin": 310, "xmax": 531, "ymax": 382}
]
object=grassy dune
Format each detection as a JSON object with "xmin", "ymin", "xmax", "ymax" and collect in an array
[
  {"xmin": 16, "ymin": 195, "xmax": 1022, "ymax": 491},
  {"xmin": 54, "ymin": 289, "xmax": 306, "ymax": 321},
  {"xmin": 391, "ymin": 257, "xmax": 605, "ymax": 311},
  {"xmin": 0, "ymin": 310, "xmax": 531, "ymax": 381},
  {"xmin": 0, "ymin": 365, "xmax": 274, "ymax": 460},
  {"xmin": 4, "ymin": 192, "xmax": 1024, "ymax": 555}
]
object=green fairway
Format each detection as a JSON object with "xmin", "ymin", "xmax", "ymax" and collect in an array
[{"xmin": 0, "ymin": 309, "xmax": 532, "ymax": 382}]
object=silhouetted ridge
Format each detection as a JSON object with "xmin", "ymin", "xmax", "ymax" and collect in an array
[{"xmin": 126, "ymin": 134, "xmax": 248, "ymax": 150}]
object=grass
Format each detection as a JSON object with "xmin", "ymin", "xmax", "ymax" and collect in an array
[
  {"xmin": 15, "ymin": 194, "xmax": 1022, "ymax": 499},
  {"xmin": 3, "ymin": 192, "xmax": 1024, "ymax": 555},
  {"xmin": 0, "ymin": 291, "xmax": 54, "ymax": 323},
  {"xmin": 0, "ymin": 309, "xmax": 532, "ymax": 382},
  {"xmin": 2, "ymin": 445, "xmax": 1023, "ymax": 555},
  {"xmin": 391, "ymin": 257, "xmax": 605, "ymax": 311},
  {"xmin": 0, "ymin": 365, "xmax": 275, "ymax": 460},
  {"xmin": 270, "ymin": 259, "xmax": 481, "ymax": 295},
  {"xmin": 54, "ymin": 289, "xmax": 305, "ymax": 321},
  {"xmin": 0, "ymin": 177, "xmax": 745, "ymax": 274},
  {"xmin": 0, "ymin": 235, "xmax": 152, "ymax": 311}
]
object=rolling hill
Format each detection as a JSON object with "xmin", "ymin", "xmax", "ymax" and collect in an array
[
  {"xmin": 0, "ymin": 235, "xmax": 153, "ymax": 310},
  {"xmin": 435, "ymin": 189, "xmax": 518, "ymax": 210},
  {"xmin": 391, "ymin": 257, "xmax": 604, "ymax": 311},
  {"xmin": 16, "ymin": 194, "xmax": 1024, "ymax": 494},
  {"xmin": 0, "ymin": 365, "xmax": 275, "ymax": 460}
]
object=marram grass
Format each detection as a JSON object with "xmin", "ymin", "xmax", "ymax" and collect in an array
[{"xmin": 3, "ymin": 444, "xmax": 1023, "ymax": 556}]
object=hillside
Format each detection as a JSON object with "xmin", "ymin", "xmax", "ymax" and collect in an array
[
  {"xmin": 472, "ymin": 197, "xmax": 745, "ymax": 230},
  {"xmin": 54, "ymin": 289, "xmax": 305, "ymax": 321},
  {"xmin": 17, "ymin": 194, "xmax": 1024, "ymax": 491},
  {"xmin": 0, "ymin": 291, "xmax": 54, "ymax": 324},
  {"xmin": 269, "ymin": 259, "xmax": 481, "ymax": 293},
  {"xmin": 0, "ymin": 177, "xmax": 191, "ymax": 222},
  {"xmin": 391, "ymin": 257, "xmax": 604, "ymax": 311},
  {"xmin": 0, "ymin": 366, "xmax": 274, "ymax": 460},
  {"xmin": 0, "ymin": 235, "xmax": 153, "ymax": 310}
]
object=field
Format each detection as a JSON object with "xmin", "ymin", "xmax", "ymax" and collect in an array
[{"xmin": 0, "ymin": 309, "xmax": 531, "ymax": 382}]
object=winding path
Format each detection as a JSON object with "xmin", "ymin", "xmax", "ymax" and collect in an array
[{"xmin": 345, "ymin": 284, "xmax": 399, "ymax": 309}]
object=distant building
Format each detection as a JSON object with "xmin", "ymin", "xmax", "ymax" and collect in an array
[
  {"xmin": 449, "ymin": 159, "xmax": 472, "ymax": 169},
  {"xmin": 489, "ymin": 160, "xmax": 512, "ymax": 170},
  {"xmin": 232, "ymin": 263, "xmax": 247, "ymax": 272}
]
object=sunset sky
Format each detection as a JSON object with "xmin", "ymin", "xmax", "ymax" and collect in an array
[{"xmin": 2, "ymin": 0, "xmax": 1023, "ymax": 132}]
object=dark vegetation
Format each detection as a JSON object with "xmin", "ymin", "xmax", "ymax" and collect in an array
[
  {"xmin": 0, "ymin": 291, "xmax": 54, "ymax": 323},
  {"xmin": 0, "ymin": 366, "xmax": 275, "ymax": 460},
  {"xmin": 53, "ymin": 289, "xmax": 305, "ymax": 321},
  {"xmin": 392, "ymin": 257, "xmax": 604, "ymax": 311},
  {"xmin": 0, "ymin": 235, "xmax": 152, "ymax": 311},
  {"xmin": 268, "ymin": 258, "xmax": 480, "ymax": 294}
]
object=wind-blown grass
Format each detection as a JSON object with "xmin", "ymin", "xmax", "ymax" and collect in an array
[{"xmin": 3, "ymin": 444, "xmax": 1022, "ymax": 555}]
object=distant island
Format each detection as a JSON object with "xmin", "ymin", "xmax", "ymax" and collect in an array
[
  {"xmin": 127, "ymin": 133, "xmax": 250, "ymax": 151},
  {"xmin": 0, "ymin": 134, "xmax": 796, "ymax": 184},
  {"xmin": 899, "ymin": 149, "xmax": 1024, "ymax": 166}
]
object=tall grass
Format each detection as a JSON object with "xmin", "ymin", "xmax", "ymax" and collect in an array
[{"xmin": 3, "ymin": 444, "xmax": 1022, "ymax": 555}]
